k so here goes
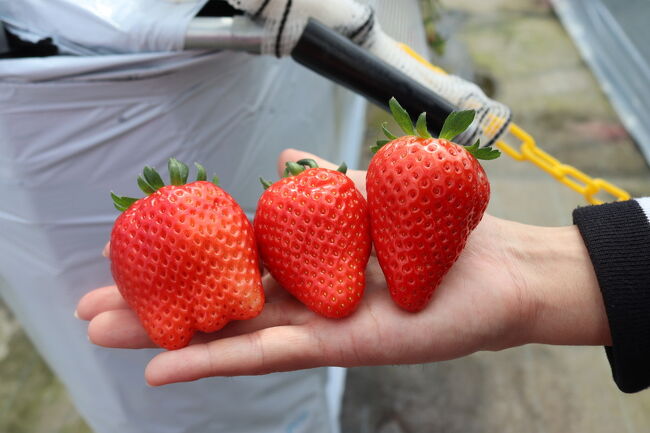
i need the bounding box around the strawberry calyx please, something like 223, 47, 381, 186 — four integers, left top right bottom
371, 97, 501, 161
259, 159, 348, 190
111, 158, 220, 212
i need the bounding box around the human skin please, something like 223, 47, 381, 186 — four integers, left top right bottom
76, 149, 610, 386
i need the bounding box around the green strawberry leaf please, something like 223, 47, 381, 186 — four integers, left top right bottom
336, 162, 348, 174
296, 159, 318, 169
212, 175, 220, 186
260, 177, 273, 190
472, 147, 501, 160
113, 158, 221, 212
169, 158, 189, 186
179, 162, 189, 184
415, 112, 432, 139
439, 110, 476, 141
389, 97, 415, 136
137, 176, 156, 195
286, 162, 306, 176
111, 192, 138, 212
373, 100, 502, 165
259, 158, 331, 192
143, 166, 165, 191
195, 162, 207, 181
465, 140, 501, 161
371, 139, 390, 154
382, 123, 397, 140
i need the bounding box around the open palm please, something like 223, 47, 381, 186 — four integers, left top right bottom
77, 149, 531, 386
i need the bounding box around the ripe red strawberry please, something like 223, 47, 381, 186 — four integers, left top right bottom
367, 98, 500, 312
254, 159, 371, 318
109, 158, 264, 350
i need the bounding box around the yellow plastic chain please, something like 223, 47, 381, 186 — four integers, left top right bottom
399, 44, 630, 205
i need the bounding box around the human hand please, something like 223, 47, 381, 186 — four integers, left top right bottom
77, 149, 610, 386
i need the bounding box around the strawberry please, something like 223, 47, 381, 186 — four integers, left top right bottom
367, 98, 500, 312
109, 158, 264, 350
254, 159, 371, 318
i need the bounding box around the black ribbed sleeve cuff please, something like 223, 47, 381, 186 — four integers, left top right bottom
573, 200, 650, 393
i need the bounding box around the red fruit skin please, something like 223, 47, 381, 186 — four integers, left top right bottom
367, 136, 490, 312
110, 181, 264, 350
254, 168, 371, 318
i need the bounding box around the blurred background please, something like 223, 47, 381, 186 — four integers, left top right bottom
1, 0, 650, 432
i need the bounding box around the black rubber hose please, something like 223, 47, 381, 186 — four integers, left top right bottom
291, 18, 456, 135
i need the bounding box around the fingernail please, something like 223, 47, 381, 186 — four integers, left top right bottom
102, 245, 109, 258
74, 309, 79, 319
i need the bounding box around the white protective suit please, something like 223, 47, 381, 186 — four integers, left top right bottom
0, 0, 426, 432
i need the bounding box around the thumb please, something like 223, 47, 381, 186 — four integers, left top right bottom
277, 149, 367, 198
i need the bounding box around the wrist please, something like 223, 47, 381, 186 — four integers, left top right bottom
511, 223, 611, 346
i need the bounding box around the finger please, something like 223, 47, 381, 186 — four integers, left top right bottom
76, 285, 130, 320
262, 272, 300, 303
145, 326, 326, 385
277, 149, 367, 197
86, 293, 312, 349
88, 309, 157, 348
261, 272, 284, 300
208, 297, 311, 340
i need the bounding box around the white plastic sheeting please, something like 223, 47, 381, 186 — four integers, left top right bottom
0, 1, 455, 431
0, 0, 206, 55
0, 49, 363, 432
0, 43, 364, 433
553, 0, 650, 163
0, 0, 429, 58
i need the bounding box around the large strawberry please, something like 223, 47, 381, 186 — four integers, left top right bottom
110, 158, 264, 350
255, 159, 371, 318
367, 98, 500, 312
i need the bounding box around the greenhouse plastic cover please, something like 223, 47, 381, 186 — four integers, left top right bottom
0, 47, 363, 432
0, 0, 207, 55
553, 0, 650, 163
0, 1, 372, 431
